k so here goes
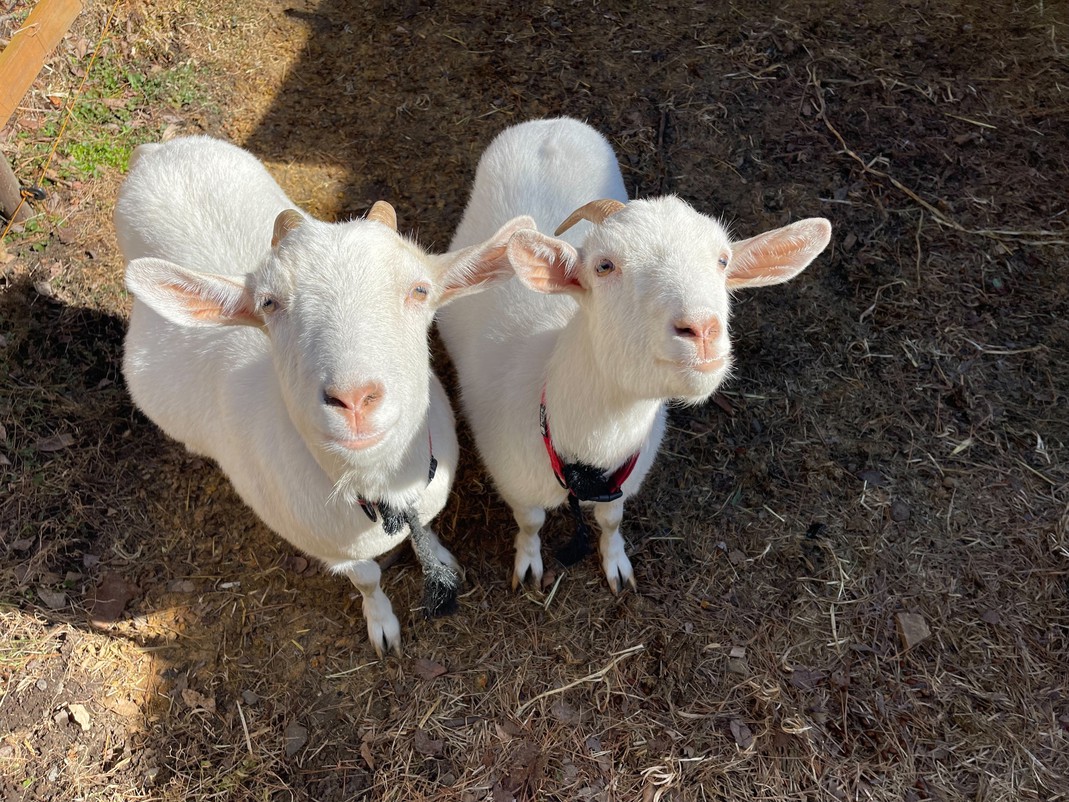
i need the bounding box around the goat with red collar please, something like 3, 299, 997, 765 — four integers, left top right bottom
436, 118, 831, 593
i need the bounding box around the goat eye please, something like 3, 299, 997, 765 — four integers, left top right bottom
260, 297, 277, 312
409, 284, 430, 302
717, 254, 729, 269
595, 259, 615, 276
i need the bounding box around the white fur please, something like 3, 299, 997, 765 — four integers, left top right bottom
436, 118, 831, 592
117, 136, 526, 654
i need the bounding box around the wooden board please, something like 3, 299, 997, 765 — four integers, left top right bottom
0, 0, 83, 131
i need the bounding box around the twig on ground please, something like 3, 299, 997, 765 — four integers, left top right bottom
807, 65, 1068, 247
515, 644, 645, 717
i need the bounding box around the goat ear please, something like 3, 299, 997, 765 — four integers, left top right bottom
727, 218, 831, 289
506, 229, 583, 295
125, 257, 262, 328
434, 216, 536, 305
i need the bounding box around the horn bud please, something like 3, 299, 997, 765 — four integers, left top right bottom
367, 200, 397, 231
554, 198, 626, 236
271, 209, 304, 248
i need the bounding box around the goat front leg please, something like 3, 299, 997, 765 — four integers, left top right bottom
594, 499, 635, 593
510, 504, 546, 590
343, 559, 401, 657
404, 510, 461, 617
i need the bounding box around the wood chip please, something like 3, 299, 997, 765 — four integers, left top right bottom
895, 612, 931, 650
67, 703, 91, 731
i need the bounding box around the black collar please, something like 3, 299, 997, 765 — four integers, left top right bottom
357, 432, 437, 535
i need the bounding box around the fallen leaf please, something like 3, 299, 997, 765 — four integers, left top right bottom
37, 587, 67, 610
730, 718, 754, 749
788, 668, 826, 691
360, 738, 375, 770
413, 658, 447, 680
856, 469, 889, 487
88, 571, 138, 624
712, 393, 734, 416
413, 728, 443, 756
540, 568, 557, 590
35, 433, 74, 452
181, 689, 216, 713
550, 698, 579, 724
890, 500, 911, 522
284, 722, 307, 757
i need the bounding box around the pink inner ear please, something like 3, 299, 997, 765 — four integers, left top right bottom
728, 219, 831, 289
165, 282, 229, 321
166, 274, 259, 326
507, 232, 582, 295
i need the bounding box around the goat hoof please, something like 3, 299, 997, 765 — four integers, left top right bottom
512, 552, 544, 591
423, 569, 460, 618
607, 568, 637, 595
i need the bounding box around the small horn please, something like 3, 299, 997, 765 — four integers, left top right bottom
554, 198, 626, 236
271, 209, 304, 248
367, 200, 397, 231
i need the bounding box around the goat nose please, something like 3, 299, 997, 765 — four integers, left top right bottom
673, 315, 720, 342
323, 381, 385, 420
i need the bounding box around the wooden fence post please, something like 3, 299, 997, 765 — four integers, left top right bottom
0, 0, 83, 222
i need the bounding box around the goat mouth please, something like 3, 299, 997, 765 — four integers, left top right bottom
689, 357, 726, 374
659, 356, 726, 375
331, 432, 386, 451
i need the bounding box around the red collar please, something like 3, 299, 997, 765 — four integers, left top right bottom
539, 385, 640, 503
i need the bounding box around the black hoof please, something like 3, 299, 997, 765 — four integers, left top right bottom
423, 569, 460, 618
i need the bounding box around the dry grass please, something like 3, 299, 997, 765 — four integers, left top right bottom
2, 0, 1068, 800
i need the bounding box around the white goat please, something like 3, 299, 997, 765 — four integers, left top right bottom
436, 118, 832, 592
117, 136, 528, 655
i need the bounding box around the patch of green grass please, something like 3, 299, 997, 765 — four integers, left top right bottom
47, 50, 211, 180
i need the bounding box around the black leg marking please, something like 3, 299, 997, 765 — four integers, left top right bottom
556, 494, 595, 566
404, 509, 460, 618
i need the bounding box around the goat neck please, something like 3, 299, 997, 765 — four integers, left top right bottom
542, 315, 662, 470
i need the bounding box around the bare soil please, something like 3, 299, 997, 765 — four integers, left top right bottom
1, 1, 1067, 800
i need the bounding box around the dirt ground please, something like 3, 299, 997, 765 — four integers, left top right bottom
1, 0, 1067, 800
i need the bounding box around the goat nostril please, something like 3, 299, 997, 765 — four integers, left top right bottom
323, 392, 348, 409
675, 318, 719, 341
362, 393, 379, 408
